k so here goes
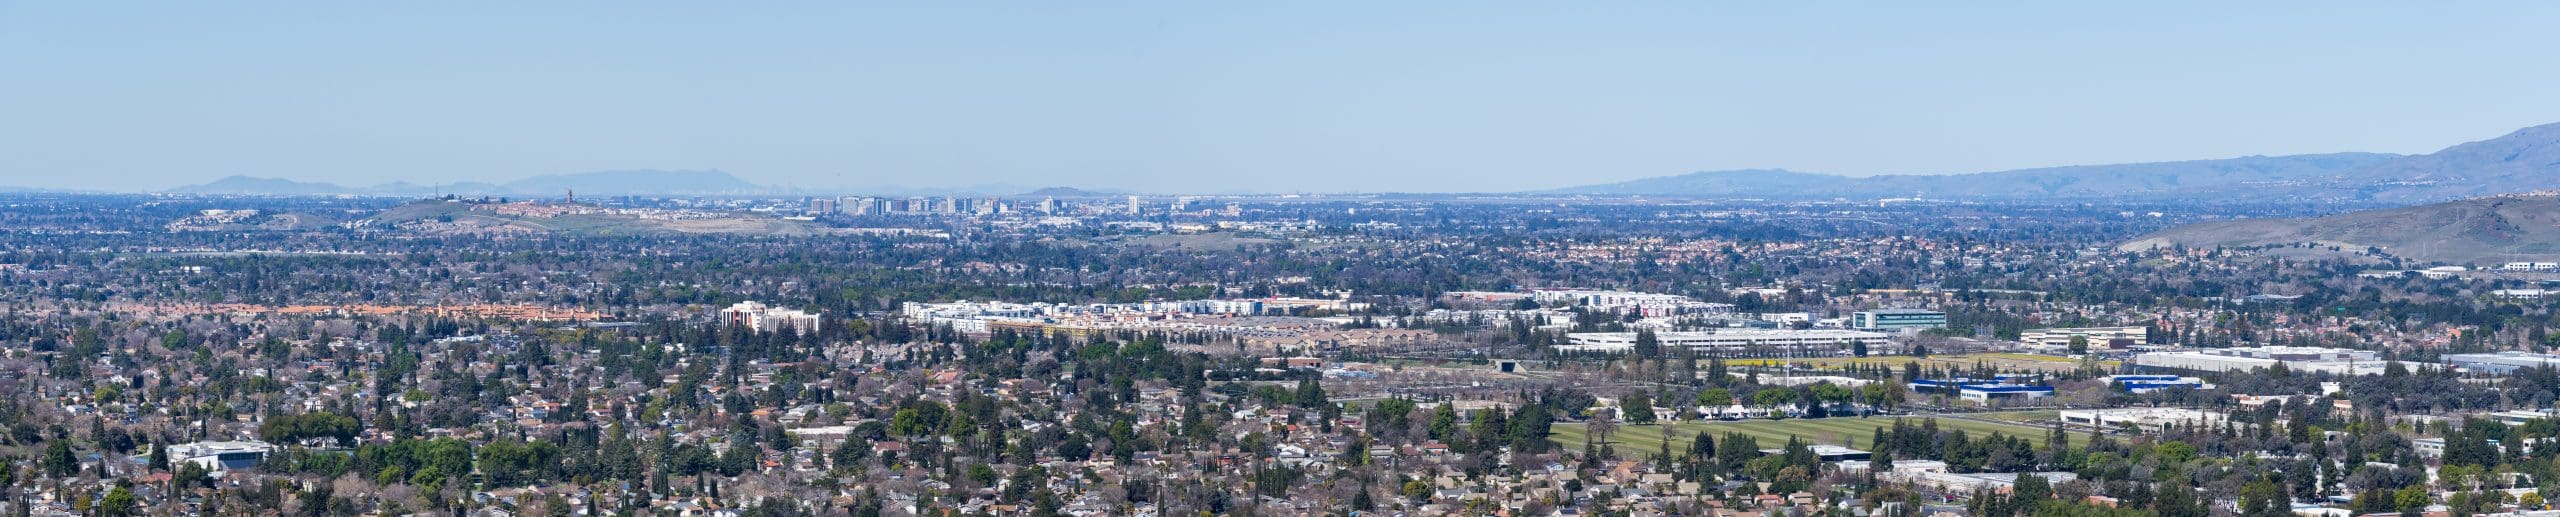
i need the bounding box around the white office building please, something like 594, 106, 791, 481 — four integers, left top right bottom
722, 301, 823, 335
1530, 289, 1734, 317
170, 441, 277, 472
2132, 346, 2417, 375
2019, 326, 2149, 348
2058, 408, 2226, 432
2493, 289, 2556, 300
2444, 352, 2560, 374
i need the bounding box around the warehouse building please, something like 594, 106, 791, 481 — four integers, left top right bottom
1908, 377, 2054, 403
2058, 408, 2226, 433
2443, 351, 2560, 374
2132, 351, 2276, 372
2132, 346, 2422, 375
1907, 378, 1989, 395
2105, 374, 2210, 393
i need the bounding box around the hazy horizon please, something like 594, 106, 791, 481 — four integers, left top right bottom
5, 2, 2558, 193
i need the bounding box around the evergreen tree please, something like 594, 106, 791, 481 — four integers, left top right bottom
1294, 379, 1327, 409
148, 440, 169, 472
1623, 392, 1656, 424
2240, 479, 2291, 517
38, 441, 75, 478
1633, 329, 1661, 357
1430, 403, 1459, 441
2158, 482, 2207, 517
2011, 472, 2052, 510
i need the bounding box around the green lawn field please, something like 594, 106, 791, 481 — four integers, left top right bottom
1549, 411, 2081, 454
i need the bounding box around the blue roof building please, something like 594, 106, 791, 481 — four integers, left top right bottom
2105, 374, 2209, 393
1958, 384, 2055, 402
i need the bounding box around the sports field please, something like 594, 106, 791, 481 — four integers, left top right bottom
1548, 411, 2080, 454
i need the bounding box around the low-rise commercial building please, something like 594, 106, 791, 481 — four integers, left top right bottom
1852, 309, 1946, 331
2445, 352, 2560, 374
2105, 374, 2210, 393
2502, 262, 2560, 271
2058, 408, 2226, 432
1909, 378, 2055, 403
2493, 289, 2556, 300
170, 440, 276, 472
1529, 289, 1734, 317
1559, 329, 1891, 355
1759, 375, 1877, 388
2019, 326, 2149, 348
2133, 351, 2278, 372
1755, 445, 1872, 462
2485, 409, 2560, 426
1876, 464, 2078, 495
2133, 346, 2422, 375
1958, 384, 2055, 403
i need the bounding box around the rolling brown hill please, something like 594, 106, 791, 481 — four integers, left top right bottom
2120, 195, 2560, 265
1557, 121, 2560, 202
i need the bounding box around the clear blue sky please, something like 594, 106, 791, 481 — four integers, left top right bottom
4, 2, 2558, 193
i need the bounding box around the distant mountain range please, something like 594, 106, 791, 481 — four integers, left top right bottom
1551, 154, 2401, 199
167, 170, 766, 197
1019, 186, 1133, 198
2334, 122, 2560, 203
1552, 121, 2560, 202
0, 185, 98, 194
2122, 194, 2560, 265
160, 171, 1083, 198
120, 120, 2560, 202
